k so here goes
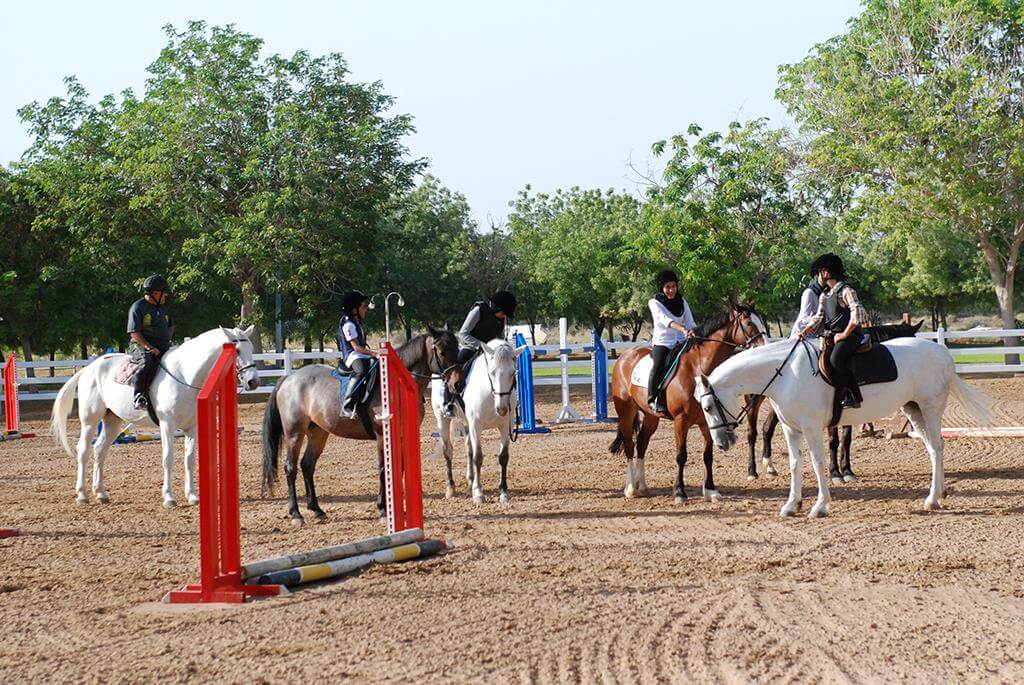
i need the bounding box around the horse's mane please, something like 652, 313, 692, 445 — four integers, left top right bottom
692, 304, 762, 345
394, 329, 458, 372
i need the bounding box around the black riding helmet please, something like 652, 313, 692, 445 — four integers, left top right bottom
810, 253, 847, 280
341, 290, 370, 316
655, 269, 679, 290
490, 291, 517, 317
142, 274, 172, 294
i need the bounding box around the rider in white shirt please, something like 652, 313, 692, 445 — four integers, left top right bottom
647, 269, 695, 414
789, 268, 825, 338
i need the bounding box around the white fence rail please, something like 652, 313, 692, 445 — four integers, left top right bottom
3, 326, 1022, 403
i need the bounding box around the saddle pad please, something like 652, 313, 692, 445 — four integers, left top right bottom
629, 341, 690, 390
853, 343, 898, 386
332, 361, 380, 408
114, 358, 141, 386
630, 356, 653, 388
331, 369, 353, 407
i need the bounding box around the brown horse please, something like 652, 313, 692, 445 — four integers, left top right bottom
261, 327, 460, 526
609, 304, 767, 503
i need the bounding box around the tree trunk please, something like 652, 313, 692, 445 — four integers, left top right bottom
527, 315, 537, 345
80, 341, 88, 360
303, 331, 312, 353
979, 233, 1020, 365
938, 297, 948, 331
404, 318, 412, 343
20, 337, 34, 379
319, 336, 325, 352
49, 350, 55, 377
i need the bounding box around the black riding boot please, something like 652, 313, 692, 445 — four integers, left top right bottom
648, 345, 672, 414
830, 335, 863, 409
341, 357, 371, 418
132, 349, 160, 410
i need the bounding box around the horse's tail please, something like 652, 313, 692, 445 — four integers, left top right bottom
51, 368, 85, 458
261, 383, 284, 496
609, 414, 641, 455
949, 374, 995, 428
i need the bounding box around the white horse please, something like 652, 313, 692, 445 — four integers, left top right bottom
695, 337, 994, 518
51, 326, 260, 508
431, 339, 525, 503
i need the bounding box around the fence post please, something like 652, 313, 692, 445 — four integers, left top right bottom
379, 342, 424, 534
588, 330, 615, 423
283, 347, 293, 376
553, 317, 583, 424
514, 333, 550, 434
936, 326, 946, 348
164, 343, 284, 603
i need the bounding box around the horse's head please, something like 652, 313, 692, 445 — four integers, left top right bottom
481, 340, 523, 418
219, 325, 260, 391
695, 372, 739, 451
725, 300, 768, 350
426, 324, 462, 391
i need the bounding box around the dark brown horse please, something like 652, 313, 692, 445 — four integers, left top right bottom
609, 303, 767, 503
747, 319, 924, 484
261, 327, 460, 526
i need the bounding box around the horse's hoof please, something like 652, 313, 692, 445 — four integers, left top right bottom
747, 474, 758, 482
808, 501, 829, 518
163, 499, 177, 509
499, 491, 510, 504
766, 466, 779, 477
290, 517, 305, 528
313, 514, 327, 524
780, 502, 800, 517
96, 492, 110, 504
75, 493, 89, 505
703, 489, 722, 503
673, 495, 686, 505
187, 493, 199, 506
831, 477, 844, 486
843, 474, 858, 483
623, 486, 636, 499
445, 486, 455, 499
472, 492, 485, 504
924, 495, 942, 511
636, 486, 649, 497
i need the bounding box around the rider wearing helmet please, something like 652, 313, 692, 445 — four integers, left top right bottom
338, 290, 377, 419
128, 274, 175, 410
442, 290, 517, 417
799, 253, 868, 409
647, 269, 695, 414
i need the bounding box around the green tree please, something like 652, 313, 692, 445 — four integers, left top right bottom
116, 22, 421, 351
635, 120, 807, 323
778, 0, 1024, 356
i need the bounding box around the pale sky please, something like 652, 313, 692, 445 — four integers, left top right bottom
1, 1, 861, 226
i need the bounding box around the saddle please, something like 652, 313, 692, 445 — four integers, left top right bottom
819, 330, 898, 427
332, 361, 379, 412
656, 338, 693, 394
114, 357, 142, 386
113, 354, 161, 425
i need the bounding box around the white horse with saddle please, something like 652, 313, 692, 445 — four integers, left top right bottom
695, 336, 994, 518
432, 338, 525, 503
50, 326, 260, 507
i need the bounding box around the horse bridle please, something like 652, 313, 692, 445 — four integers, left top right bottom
409, 337, 459, 383
699, 337, 806, 432
480, 349, 517, 399
690, 313, 765, 351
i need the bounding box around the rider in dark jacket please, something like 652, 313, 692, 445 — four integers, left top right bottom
127, 275, 174, 410
338, 290, 377, 418
800, 254, 868, 409
442, 291, 517, 417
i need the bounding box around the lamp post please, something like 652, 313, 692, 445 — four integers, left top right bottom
384, 291, 404, 343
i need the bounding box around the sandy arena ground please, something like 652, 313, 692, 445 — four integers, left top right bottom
2, 379, 1024, 683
